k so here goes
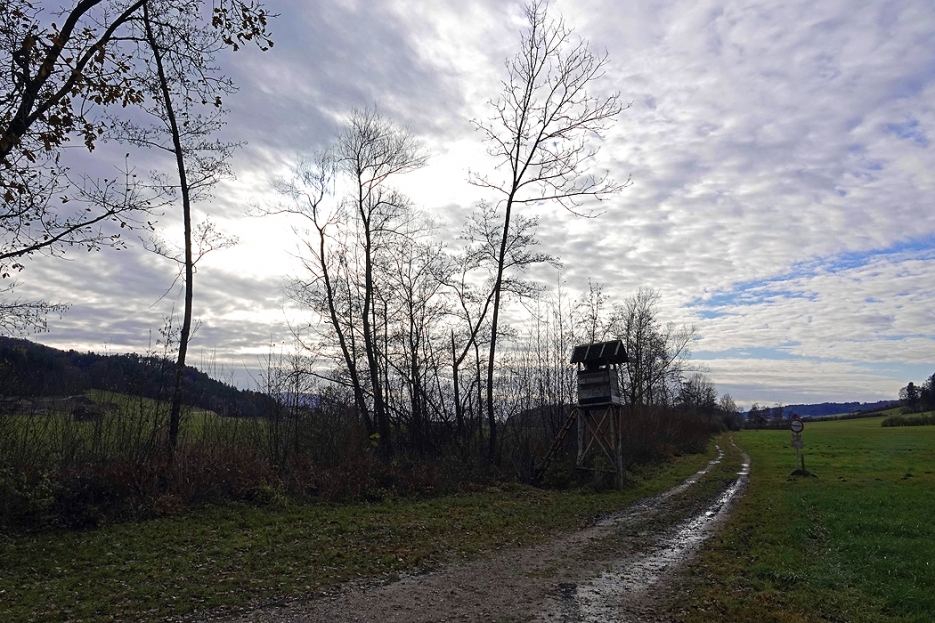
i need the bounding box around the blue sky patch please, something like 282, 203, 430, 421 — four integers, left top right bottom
884, 119, 930, 147
690, 234, 935, 311
874, 362, 935, 381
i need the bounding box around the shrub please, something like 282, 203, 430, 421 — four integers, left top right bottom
882, 414, 935, 427
0, 468, 56, 528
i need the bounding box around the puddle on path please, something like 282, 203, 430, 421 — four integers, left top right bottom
543, 443, 750, 623
595, 444, 725, 529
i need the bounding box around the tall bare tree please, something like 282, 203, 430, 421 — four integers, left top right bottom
607, 288, 694, 408
272, 109, 427, 458
104, 0, 271, 457
445, 201, 554, 447
470, 0, 625, 457
272, 152, 375, 433
382, 218, 451, 455
337, 109, 426, 457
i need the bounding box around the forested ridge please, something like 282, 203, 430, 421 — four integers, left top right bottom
779, 401, 898, 417
0, 336, 270, 417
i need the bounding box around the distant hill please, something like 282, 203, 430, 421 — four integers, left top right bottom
0, 337, 273, 417
745, 400, 898, 418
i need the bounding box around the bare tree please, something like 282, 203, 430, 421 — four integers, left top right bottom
271, 109, 427, 459
336, 109, 427, 458
607, 288, 694, 408
716, 393, 741, 431
577, 280, 608, 344
0, 0, 270, 341
719, 393, 738, 414
470, 0, 625, 458
382, 220, 452, 456
678, 372, 718, 416
273, 152, 376, 433
100, 0, 271, 458
0, 0, 270, 276
445, 201, 554, 448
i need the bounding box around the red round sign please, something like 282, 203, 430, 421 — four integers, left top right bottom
790, 418, 804, 433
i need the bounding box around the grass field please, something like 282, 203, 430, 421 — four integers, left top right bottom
0, 447, 715, 623
4, 415, 932, 622
677, 416, 935, 623
0, 391, 269, 471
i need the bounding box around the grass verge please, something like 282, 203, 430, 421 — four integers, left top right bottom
0, 446, 715, 623
673, 417, 935, 623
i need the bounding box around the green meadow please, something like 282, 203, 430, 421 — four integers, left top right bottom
0, 391, 264, 470
679, 416, 935, 623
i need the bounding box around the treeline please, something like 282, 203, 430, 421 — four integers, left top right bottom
742, 400, 899, 428
743, 403, 790, 429
0, 285, 736, 530
898, 374, 935, 414
778, 400, 897, 418
882, 414, 935, 427
0, 337, 272, 417
264, 271, 743, 467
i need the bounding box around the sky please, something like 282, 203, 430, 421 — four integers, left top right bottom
9, 0, 935, 408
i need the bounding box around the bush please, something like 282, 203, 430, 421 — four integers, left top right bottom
882, 414, 935, 427
0, 387, 720, 532
0, 468, 56, 527
52, 472, 121, 529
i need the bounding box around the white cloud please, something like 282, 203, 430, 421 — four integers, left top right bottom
10, 0, 935, 403
692, 248, 935, 359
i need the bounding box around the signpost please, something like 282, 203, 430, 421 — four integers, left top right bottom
790, 418, 805, 472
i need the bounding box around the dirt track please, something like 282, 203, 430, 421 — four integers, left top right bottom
221, 441, 749, 623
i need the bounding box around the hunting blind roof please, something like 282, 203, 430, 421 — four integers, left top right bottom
570, 340, 628, 366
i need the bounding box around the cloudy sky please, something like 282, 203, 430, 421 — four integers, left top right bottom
11, 0, 935, 407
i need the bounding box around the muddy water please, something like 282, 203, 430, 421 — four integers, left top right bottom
540, 442, 751, 623
593, 444, 727, 529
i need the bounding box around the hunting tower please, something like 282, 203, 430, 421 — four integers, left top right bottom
536, 339, 630, 489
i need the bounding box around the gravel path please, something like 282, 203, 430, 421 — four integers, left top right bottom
220, 441, 749, 623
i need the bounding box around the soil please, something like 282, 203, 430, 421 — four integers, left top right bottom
217, 441, 749, 623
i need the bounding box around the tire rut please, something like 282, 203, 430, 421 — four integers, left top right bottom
538, 441, 750, 622
217, 440, 750, 623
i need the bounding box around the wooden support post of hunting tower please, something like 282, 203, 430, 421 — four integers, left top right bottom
570, 340, 628, 489
575, 403, 624, 488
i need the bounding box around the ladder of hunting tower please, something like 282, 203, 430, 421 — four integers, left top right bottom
534, 408, 578, 480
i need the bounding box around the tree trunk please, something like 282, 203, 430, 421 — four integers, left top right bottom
485, 193, 515, 461
144, 1, 191, 462
361, 215, 392, 458
452, 331, 464, 441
